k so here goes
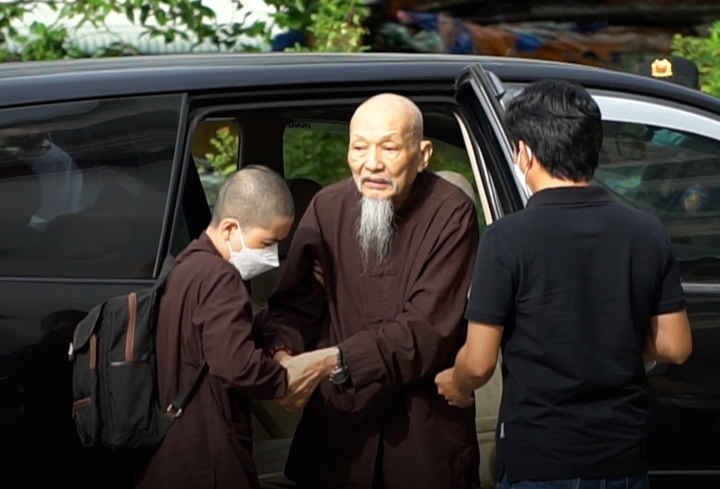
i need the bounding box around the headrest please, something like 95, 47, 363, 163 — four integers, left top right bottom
280, 177, 323, 257
599, 145, 611, 165
435, 170, 476, 204
287, 178, 322, 211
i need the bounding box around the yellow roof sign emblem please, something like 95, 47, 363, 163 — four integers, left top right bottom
651, 58, 673, 78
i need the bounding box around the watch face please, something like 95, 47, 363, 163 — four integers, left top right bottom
330, 367, 349, 385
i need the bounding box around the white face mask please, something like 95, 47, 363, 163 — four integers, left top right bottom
513, 148, 533, 197
227, 228, 279, 280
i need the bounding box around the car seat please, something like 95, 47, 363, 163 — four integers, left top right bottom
251, 177, 323, 456
434, 170, 500, 487
250, 177, 323, 306
435, 170, 476, 203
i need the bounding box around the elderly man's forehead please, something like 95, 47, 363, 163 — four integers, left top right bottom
355, 96, 418, 118
350, 128, 404, 141
351, 110, 416, 134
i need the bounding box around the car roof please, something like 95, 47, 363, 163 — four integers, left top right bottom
0, 53, 718, 113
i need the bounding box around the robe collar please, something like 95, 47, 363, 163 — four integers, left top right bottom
176, 231, 223, 266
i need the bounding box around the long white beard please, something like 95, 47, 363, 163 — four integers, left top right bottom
357, 196, 395, 266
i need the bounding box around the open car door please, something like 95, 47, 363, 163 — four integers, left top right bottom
455, 63, 526, 222
452, 63, 529, 488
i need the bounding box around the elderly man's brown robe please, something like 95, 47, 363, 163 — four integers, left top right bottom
264, 172, 480, 489
135, 233, 288, 489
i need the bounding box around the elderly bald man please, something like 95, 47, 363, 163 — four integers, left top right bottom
136, 166, 313, 489
262, 94, 481, 489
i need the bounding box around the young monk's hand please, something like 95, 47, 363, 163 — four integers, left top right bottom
277, 348, 337, 412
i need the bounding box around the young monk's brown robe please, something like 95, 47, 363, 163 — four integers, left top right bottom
264, 172, 481, 489
135, 234, 287, 489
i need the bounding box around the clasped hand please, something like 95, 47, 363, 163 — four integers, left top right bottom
435, 368, 474, 408
275, 348, 337, 412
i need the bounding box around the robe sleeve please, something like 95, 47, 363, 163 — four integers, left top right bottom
263, 199, 327, 354
339, 200, 479, 390
193, 267, 288, 400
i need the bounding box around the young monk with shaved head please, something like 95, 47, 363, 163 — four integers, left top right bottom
261, 94, 481, 488
135, 166, 314, 489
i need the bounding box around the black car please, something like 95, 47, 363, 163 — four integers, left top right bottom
1, 53, 719, 489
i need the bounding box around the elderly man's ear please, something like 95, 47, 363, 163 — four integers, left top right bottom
419, 139, 433, 172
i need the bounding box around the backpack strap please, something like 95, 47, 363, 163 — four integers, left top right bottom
165, 363, 208, 419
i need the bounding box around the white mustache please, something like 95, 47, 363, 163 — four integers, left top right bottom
360, 176, 395, 186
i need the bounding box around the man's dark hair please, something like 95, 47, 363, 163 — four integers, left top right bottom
505, 80, 603, 182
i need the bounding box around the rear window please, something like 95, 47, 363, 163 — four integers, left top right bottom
0, 95, 182, 278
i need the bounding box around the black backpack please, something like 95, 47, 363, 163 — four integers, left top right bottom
69, 256, 207, 451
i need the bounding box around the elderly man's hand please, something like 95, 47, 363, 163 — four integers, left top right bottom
277, 348, 337, 411
435, 368, 474, 408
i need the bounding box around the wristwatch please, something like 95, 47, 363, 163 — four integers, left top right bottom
329, 347, 350, 385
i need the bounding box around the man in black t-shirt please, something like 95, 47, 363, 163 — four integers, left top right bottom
436, 80, 693, 489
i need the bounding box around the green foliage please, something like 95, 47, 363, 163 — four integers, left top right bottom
274, 0, 369, 53
284, 130, 351, 186
0, 3, 32, 46
203, 127, 240, 178
0, 0, 267, 61
11, 22, 84, 61
263, 0, 315, 32
307, 0, 369, 53
0, 0, 371, 60
0, 3, 82, 61
672, 21, 720, 97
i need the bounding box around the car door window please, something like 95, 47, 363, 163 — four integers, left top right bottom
592, 96, 720, 283
0, 95, 183, 279
283, 120, 351, 186
503, 87, 720, 283
170, 118, 242, 257
191, 118, 241, 209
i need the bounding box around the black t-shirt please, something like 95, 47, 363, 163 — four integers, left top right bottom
465, 185, 686, 482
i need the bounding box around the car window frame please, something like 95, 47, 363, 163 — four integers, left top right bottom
0, 93, 188, 284
456, 66, 525, 220
593, 91, 720, 288
155, 93, 191, 276
591, 90, 720, 141
499, 82, 720, 288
